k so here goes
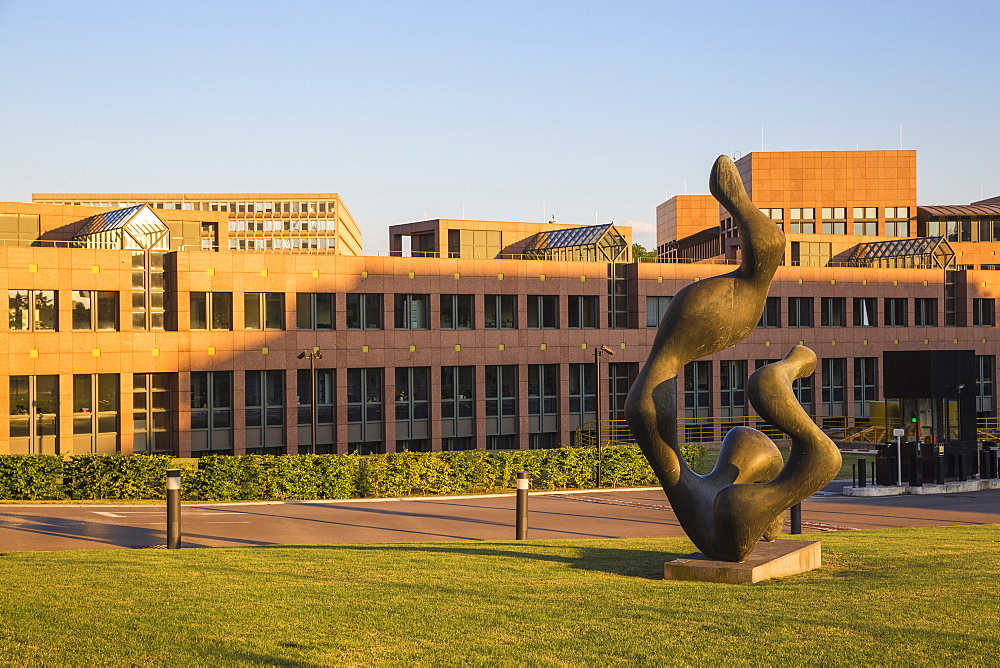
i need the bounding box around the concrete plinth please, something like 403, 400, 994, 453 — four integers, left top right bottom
663, 540, 821, 584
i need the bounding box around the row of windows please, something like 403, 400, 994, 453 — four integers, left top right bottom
923, 218, 1000, 243
9, 364, 611, 455
10, 289, 999, 332
756, 296, 997, 328
229, 219, 336, 232
198, 293, 604, 331
229, 238, 335, 251
51, 201, 338, 215
758, 207, 912, 236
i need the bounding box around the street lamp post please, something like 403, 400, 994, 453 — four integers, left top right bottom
594, 344, 616, 488
297, 348, 323, 455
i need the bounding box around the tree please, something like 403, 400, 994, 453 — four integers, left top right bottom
631, 243, 657, 262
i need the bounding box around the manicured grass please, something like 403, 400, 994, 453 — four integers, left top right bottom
0, 525, 997, 665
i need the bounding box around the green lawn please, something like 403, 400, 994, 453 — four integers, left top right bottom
1, 525, 997, 665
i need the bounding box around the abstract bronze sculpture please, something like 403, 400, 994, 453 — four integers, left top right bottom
624, 155, 841, 562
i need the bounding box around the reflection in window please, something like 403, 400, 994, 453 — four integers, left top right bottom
9, 289, 57, 331
346, 294, 383, 330
484, 294, 517, 329
394, 294, 429, 330
296, 293, 334, 330
190, 292, 232, 330
440, 294, 474, 329
8, 375, 58, 454
73, 374, 119, 454
244, 293, 284, 330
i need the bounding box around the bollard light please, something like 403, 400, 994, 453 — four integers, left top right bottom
515, 472, 529, 540
166, 469, 181, 549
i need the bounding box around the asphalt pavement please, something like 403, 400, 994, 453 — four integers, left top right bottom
0, 481, 997, 552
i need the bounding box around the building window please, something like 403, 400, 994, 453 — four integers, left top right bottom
976, 355, 995, 417
133, 373, 174, 455
190, 292, 232, 330
528, 364, 559, 449
853, 358, 877, 418
527, 295, 558, 329
853, 207, 878, 236
244, 292, 284, 330
296, 368, 335, 453
607, 263, 629, 329
8, 375, 58, 454
346, 293, 383, 330
720, 360, 747, 434
821, 297, 846, 327
441, 366, 475, 451
568, 295, 598, 329
246, 370, 285, 453
394, 367, 429, 452
347, 368, 384, 454
190, 371, 233, 454
486, 365, 517, 450
569, 363, 596, 446
484, 294, 517, 329
760, 208, 784, 231
73, 374, 119, 454
979, 218, 1000, 243
72, 290, 118, 331
296, 293, 334, 330
606, 362, 637, 423
789, 208, 815, 234
853, 297, 877, 327
646, 296, 673, 328
394, 294, 429, 330
885, 298, 907, 327
821, 358, 846, 423
793, 373, 815, 417
973, 298, 995, 326
9, 289, 57, 331
821, 207, 847, 235
684, 360, 712, 442
790, 241, 831, 267
130, 251, 166, 331
441, 294, 474, 329
788, 297, 813, 327
885, 207, 910, 237
757, 296, 780, 328
914, 298, 938, 327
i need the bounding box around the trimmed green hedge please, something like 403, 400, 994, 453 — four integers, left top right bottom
0, 444, 705, 501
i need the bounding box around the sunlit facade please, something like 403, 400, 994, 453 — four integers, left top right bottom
2, 150, 999, 457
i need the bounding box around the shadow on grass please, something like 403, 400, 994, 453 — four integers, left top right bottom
256, 541, 687, 580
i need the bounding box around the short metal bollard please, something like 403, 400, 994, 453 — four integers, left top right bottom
515, 472, 529, 540
167, 469, 181, 549
857, 458, 866, 487
790, 503, 802, 535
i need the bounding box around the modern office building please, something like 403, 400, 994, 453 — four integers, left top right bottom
31, 193, 362, 256
3, 150, 999, 459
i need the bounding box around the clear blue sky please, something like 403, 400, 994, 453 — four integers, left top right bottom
1, 0, 998, 250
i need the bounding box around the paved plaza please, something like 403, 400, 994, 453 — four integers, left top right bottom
0, 483, 997, 552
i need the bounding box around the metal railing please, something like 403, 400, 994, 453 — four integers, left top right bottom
575, 415, 894, 448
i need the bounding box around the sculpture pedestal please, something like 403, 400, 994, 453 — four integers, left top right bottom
663, 540, 821, 584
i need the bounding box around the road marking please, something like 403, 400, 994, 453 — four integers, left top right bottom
92, 511, 127, 518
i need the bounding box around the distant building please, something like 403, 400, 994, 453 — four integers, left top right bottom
31, 193, 361, 255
